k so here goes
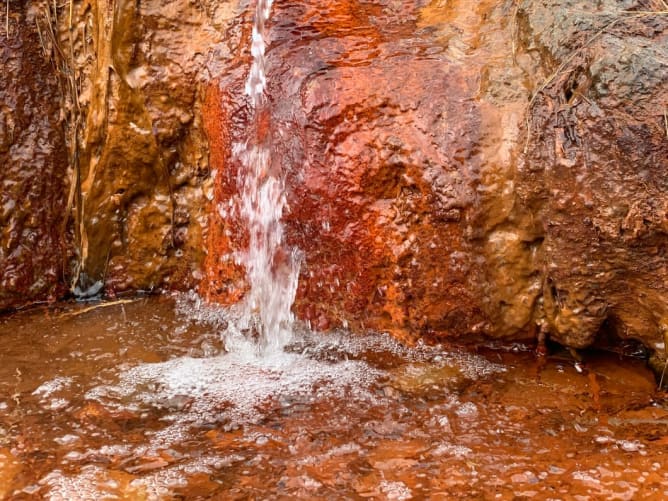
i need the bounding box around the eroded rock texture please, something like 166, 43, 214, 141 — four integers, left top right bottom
2, 0, 667, 358
61, 0, 237, 294
0, 1, 69, 309
203, 0, 539, 341
203, 0, 668, 352
518, 0, 668, 351
203, 1, 493, 340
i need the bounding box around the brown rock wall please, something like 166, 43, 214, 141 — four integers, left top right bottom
64, 0, 239, 294
517, 0, 668, 349
0, 1, 69, 309
1, 0, 666, 360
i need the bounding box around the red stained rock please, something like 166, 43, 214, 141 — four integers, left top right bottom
202, 0, 668, 355
203, 1, 493, 341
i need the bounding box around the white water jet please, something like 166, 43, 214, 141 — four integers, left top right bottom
234, 0, 301, 355
245, 0, 273, 107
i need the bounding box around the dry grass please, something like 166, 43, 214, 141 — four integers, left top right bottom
510, 2, 519, 64
660, 328, 668, 389
660, 362, 667, 389
56, 298, 140, 319
36, 0, 86, 292
523, 18, 620, 154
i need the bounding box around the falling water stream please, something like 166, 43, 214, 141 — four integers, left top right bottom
235, 0, 301, 355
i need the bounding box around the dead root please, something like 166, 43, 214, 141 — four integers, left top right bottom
523, 18, 620, 154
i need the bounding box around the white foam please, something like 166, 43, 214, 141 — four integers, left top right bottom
176, 291, 506, 379
380, 480, 413, 500
455, 402, 479, 418
32, 377, 73, 398
86, 329, 382, 451
40, 466, 109, 500
42, 295, 509, 498
54, 434, 80, 446
431, 443, 473, 458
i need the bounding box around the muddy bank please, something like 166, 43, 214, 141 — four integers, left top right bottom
1, 0, 667, 357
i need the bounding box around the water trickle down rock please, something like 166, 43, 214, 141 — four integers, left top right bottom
202, 0, 668, 358
204, 0, 504, 341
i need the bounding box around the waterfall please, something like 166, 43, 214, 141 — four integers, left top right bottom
234, 0, 301, 355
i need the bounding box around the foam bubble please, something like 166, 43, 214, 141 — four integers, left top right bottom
380, 480, 413, 500
32, 377, 73, 398
86, 329, 383, 451
41, 296, 510, 498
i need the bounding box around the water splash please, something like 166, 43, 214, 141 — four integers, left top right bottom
235, 0, 301, 354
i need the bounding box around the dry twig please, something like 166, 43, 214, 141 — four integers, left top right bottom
57, 298, 140, 319
524, 18, 621, 154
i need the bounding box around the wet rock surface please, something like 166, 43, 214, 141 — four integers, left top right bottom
0, 1, 69, 309
203, 0, 668, 353
204, 0, 493, 339
1, 0, 667, 357
63, 0, 235, 294
517, 0, 668, 351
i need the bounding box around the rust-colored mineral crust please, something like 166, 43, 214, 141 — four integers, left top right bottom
282, 2, 490, 340
0, 1, 69, 309
1, 0, 667, 357
203, 0, 668, 352
203, 0, 530, 341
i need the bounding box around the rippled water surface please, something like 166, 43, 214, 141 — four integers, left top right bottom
0, 295, 667, 499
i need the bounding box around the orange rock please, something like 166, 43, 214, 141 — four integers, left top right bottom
202, 0, 490, 341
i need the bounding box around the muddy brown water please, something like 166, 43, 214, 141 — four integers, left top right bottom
0, 295, 666, 500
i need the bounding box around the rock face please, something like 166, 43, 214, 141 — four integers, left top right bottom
0, 1, 69, 309
203, 0, 668, 351
2, 0, 667, 357
518, 0, 668, 351
203, 1, 495, 341
62, 0, 234, 294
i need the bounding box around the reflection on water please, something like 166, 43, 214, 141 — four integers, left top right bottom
0, 295, 667, 499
